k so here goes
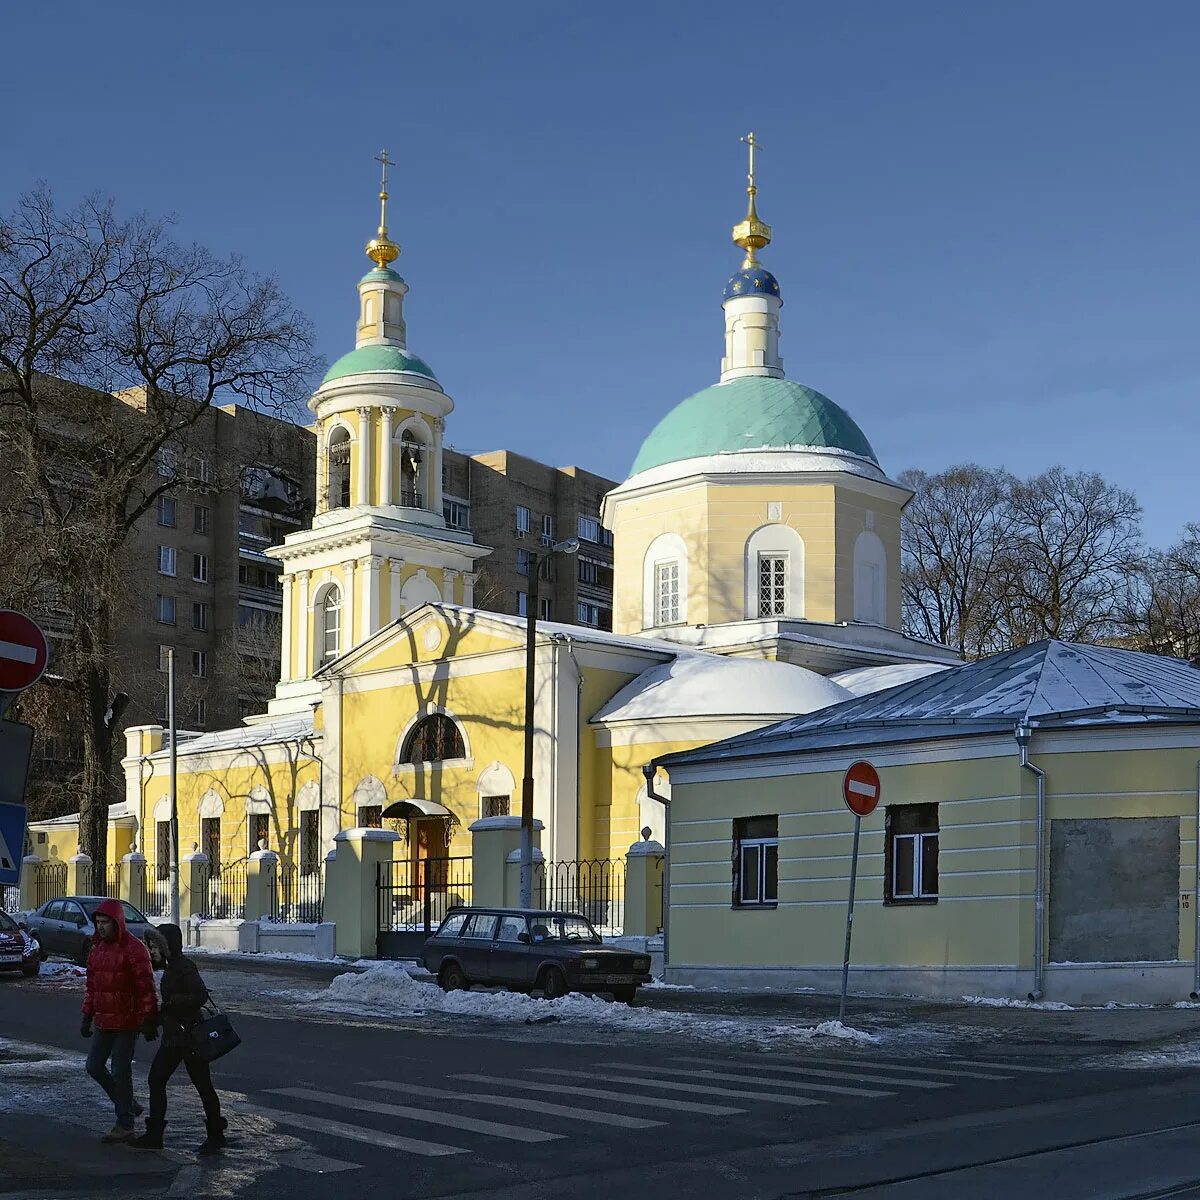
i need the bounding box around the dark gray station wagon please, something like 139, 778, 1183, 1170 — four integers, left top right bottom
422, 907, 652, 1003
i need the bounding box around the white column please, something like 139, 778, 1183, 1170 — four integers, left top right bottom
280, 574, 294, 682
361, 555, 382, 638
296, 570, 311, 678
463, 571, 476, 607
431, 415, 445, 515
356, 406, 372, 507
379, 408, 395, 507
442, 569, 458, 603
342, 561, 356, 650
388, 559, 404, 621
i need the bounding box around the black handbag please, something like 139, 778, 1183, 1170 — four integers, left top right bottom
186, 998, 241, 1063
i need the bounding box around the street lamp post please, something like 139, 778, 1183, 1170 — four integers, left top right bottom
519, 537, 580, 908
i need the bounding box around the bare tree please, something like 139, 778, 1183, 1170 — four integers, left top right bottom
0, 187, 317, 877
1117, 526, 1200, 660
899, 464, 1017, 658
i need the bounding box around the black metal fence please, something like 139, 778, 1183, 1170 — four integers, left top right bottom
270, 863, 324, 923
196, 862, 247, 920
138, 876, 172, 918
85, 864, 122, 899
377, 856, 472, 958
32, 860, 67, 909
539, 857, 626, 934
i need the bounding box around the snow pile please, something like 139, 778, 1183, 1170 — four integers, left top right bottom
39, 961, 86, 979
961, 995, 1074, 1011
317, 965, 879, 1044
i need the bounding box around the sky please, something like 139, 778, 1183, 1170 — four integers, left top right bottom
2, 2, 1197, 546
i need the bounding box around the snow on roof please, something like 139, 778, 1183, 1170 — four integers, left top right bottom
593, 654, 850, 724
830, 662, 954, 697
663, 641, 1200, 768
148, 713, 315, 759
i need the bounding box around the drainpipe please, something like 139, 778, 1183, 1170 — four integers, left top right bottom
1015, 722, 1046, 1001
1192, 760, 1200, 999
642, 762, 671, 970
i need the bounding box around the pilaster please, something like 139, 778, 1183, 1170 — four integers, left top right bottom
355, 406, 372, 506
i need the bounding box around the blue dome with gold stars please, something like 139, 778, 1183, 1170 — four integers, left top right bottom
723, 266, 781, 303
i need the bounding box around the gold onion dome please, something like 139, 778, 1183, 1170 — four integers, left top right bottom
732, 131, 772, 268
366, 149, 401, 268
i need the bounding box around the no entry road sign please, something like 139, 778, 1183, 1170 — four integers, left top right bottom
842, 760, 881, 817
0, 610, 48, 694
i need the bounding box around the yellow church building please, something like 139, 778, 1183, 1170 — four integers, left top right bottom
33, 147, 955, 923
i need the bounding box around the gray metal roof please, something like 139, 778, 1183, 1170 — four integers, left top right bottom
661, 640, 1200, 768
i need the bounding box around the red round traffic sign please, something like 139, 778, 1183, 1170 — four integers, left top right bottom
842, 760, 881, 817
0, 610, 49, 693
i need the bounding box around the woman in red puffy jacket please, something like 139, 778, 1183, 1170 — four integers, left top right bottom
81, 899, 159, 1143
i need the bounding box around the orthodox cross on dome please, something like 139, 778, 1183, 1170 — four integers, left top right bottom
732, 130, 772, 268
366, 148, 401, 269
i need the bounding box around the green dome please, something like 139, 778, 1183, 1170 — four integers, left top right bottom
321, 344, 437, 386
630, 377, 878, 476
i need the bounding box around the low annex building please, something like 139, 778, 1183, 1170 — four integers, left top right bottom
657, 640, 1200, 1005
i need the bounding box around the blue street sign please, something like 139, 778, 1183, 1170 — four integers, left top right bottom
0, 801, 27, 887
0, 720, 34, 887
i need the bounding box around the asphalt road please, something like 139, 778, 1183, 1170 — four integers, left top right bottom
3, 961, 1200, 1199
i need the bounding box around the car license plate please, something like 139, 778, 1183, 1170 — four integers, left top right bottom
602, 974, 636, 984
0, 954, 20, 964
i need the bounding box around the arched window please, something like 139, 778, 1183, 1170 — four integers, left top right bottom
853, 531, 888, 624
318, 585, 342, 666
642, 533, 689, 630
327, 427, 352, 510
401, 714, 465, 764
743, 524, 805, 619
400, 431, 424, 509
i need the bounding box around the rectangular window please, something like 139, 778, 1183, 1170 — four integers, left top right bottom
515, 505, 531, 535
481, 795, 510, 819
192, 601, 209, 631
578, 558, 600, 585
653, 560, 681, 625
443, 498, 471, 530
516, 549, 531, 576
192, 553, 208, 583
577, 601, 603, 627
539, 597, 553, 619
158, 545, 177, 576
156, 820, 172, 881
192, 456, 211, 484
517, 592, 529, 617
156, 594, 176, 625
155, 448, 177, 478
250, 813, 269, 853
156, 495, 176, 527
158, 645, 171, 673
886, 804, 939, 903
540, 514, 554, 545
300, 810, 320, 875
577, 514, 602, 542
358, 805, 382, 829
193, 698, 206, 725
757, 554, 788, 617
192, 650, 208, 678
733, 815, 779, 908
193, 504, 210, 535
201, 817, 220, 876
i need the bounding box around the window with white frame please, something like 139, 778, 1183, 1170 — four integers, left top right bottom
653, 560, 681, 626
577, 600, 604, 627
539, 597, 552, 619
156, 594, 176, 625
886, 804, 939, 903
192, 650, 208, 678
193, 504, 210, 535
155, 448, 178, 478
515, 505, 531, 535
192, 553, 208, 583
156, 495, 176, 527
541, 514, 554, 545
516, 549, 531, 576
319, 586, 342, 665
192, 601, 209, 631
443, 498, 471, 530
577, 514, 602, 542
517, 591, 529, 617
733, 815, 778, 907
158, 546, 177, 576
757, 553, 788, 617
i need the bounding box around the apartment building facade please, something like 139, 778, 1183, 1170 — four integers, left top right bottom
442, 449, 616, 630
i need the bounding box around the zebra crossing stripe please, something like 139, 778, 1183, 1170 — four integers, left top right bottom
947, 1058, 1060, 1074
795, 1056, 1014, 1081
239, 1102, 465, 1157
268, 1087, 562, 1144
669, 1057, 950, 1090
613, 1063, 893, 1098
363, 1080, 664, 1130
452, 1073, 744, 1116
277, 1149, 362, 1174
557, 1069, 824, 1109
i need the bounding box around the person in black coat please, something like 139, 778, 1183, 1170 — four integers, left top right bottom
130, 923, 227, 1154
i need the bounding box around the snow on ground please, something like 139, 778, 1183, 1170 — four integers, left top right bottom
961, 994, 1075, 1011
311, 963, 880, 1046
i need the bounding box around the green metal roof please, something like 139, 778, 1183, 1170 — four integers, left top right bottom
629, 376, 878, 476
321, 344, 437, 386
359, 267, 404, 284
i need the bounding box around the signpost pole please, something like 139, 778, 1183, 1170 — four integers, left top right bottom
838, 813, 863, 1024
168, 648, 180, 926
